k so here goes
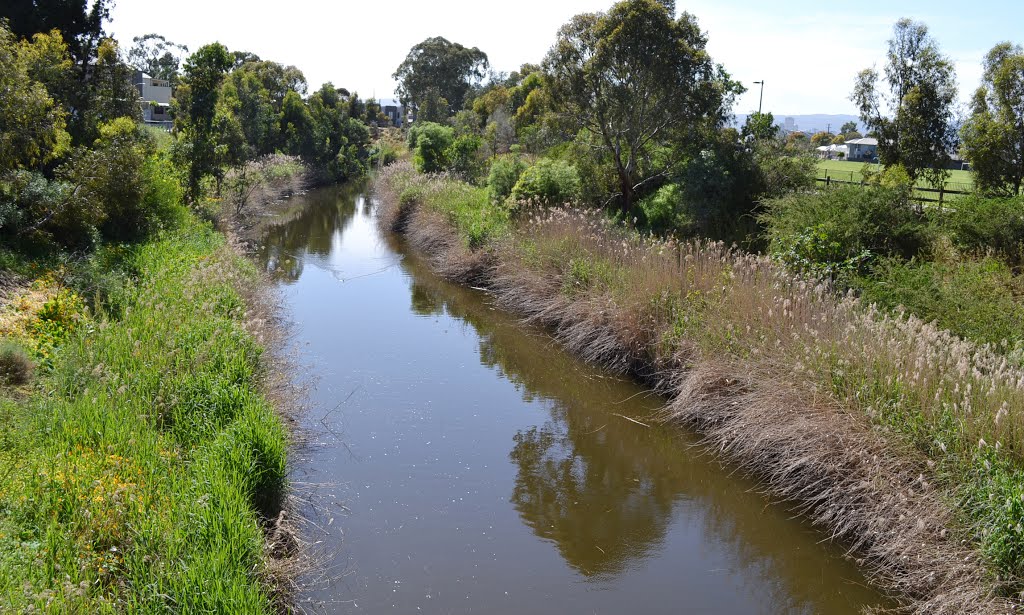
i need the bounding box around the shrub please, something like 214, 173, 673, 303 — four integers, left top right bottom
509, 158, 581, 207
761, 184, 932, 275
54, 118, 158, 244
409, 122, 454, 173
942, 194, 1024, 264
0, 171, 80, 248
851, 255, 1024, 348
638, 184, 695, 235
368, 141, 399, 168
0, 341, 33, 386
487, 155, 527, 204
444, 134, 483, 182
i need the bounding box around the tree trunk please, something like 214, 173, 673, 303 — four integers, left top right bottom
619, 172, 634, 220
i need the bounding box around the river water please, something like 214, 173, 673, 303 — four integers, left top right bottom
259, 184, 890, 614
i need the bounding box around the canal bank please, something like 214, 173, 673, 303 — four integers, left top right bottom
260, 183, 891, 613
374, 162, 1018, 614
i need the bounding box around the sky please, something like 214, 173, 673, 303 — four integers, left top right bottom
106, 0, 1024, 117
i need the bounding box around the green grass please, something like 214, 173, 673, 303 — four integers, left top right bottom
387, 164, 510, 249
0, 219, 287, 612
816, 160, 974, 191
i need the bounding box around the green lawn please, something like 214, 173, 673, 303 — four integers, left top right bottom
816, 160, 974, 191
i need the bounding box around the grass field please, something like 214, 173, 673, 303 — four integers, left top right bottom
816, 160, 974, 191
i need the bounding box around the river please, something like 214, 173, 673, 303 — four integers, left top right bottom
257, 183, 891, 614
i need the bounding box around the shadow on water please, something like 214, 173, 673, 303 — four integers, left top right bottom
260, 184, 894, 614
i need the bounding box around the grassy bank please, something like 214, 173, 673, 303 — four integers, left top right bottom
0, 218, 292, 612
378, 160, 1023, 613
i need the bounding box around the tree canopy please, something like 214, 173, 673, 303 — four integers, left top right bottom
852, 18, 957, 186
393, 36, 489, 117
544, 0, 741, 215
1, 0, 109, 66
961, 42, 1024, 195
125, 33, 188, 85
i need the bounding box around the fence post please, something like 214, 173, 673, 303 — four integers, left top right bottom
826, 175, 831, 188
939, 185, 944, 210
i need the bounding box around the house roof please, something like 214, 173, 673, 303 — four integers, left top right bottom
845, 137, 878, 146
816, 144, 849, 152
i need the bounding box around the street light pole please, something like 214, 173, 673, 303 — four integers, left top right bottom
753, 80, 764, 115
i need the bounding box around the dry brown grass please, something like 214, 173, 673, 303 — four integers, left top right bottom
375, 167, 1024, 613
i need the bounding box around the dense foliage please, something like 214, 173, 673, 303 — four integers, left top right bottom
852, 19, 958, 186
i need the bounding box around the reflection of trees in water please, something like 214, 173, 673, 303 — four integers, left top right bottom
256, 185, 361, 283
403, 266, 678, 578
509, 419, 676, 578
399, 252, 887, 612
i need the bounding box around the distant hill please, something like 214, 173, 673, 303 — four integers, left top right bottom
733, 113, 862, 134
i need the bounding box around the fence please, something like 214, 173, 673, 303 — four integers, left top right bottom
815, 176, 971, 207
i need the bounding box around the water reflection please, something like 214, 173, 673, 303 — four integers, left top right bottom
396, 242, 889, 612
262, 185, 890, 614
257, 183, 362, 282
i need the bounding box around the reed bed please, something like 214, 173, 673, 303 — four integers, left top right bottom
376, 160, 1024, 613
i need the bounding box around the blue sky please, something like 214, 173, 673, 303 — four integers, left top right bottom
108, 0, 1024, 116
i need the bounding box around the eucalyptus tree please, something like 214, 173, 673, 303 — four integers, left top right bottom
960, 42, 1024, 195
393, 36, 489, 118
174, 42, 233, 203
544, 0, 741, 215
125, 33, 188, 85
852, 18, 957, 186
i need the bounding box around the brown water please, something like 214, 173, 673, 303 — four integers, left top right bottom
261, 184, 892, 614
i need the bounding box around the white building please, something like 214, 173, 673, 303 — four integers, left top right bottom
133, 71, 173, 128
816, 144, 849, 160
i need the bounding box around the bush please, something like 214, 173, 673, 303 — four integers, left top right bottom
637, 184, 694, 235
58, 118, 156, 244
0, 341, 33, 386
761, 184, 932, 276
444, 134, 483, 182
942, 194, 1024, 264
509, 158, 581, 207
368, 141, 399, 168
409, 122, 454, 173
851, 255, 1024, 348
487, 155, 527, 204
0, 171, 80, 248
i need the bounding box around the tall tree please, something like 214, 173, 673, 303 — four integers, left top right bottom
393, 36, 489, 118
125, 33, 188, 85
741, 112, 777, 141
174, 42, 233, 204
544, 0, 741, 215
80, 38, 140, 142
960, 42, 1024, 195
852, 18, 957, 186
2, 0, 109, 68
220, 68, 279, 155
